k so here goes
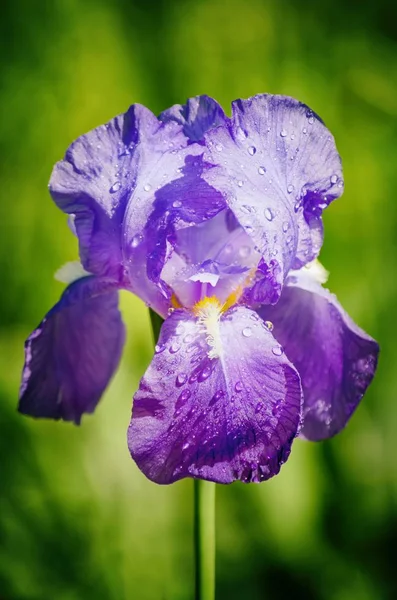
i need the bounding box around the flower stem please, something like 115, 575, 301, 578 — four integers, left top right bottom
148, 308, 216, 600
194, 479, 216, 600
149, 308, 163, 345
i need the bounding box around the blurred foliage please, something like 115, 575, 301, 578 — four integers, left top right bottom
0, 0, 396, 598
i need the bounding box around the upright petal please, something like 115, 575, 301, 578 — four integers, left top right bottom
202, 94, 344, 295
50, 104, 221, 316
159, 95, 226, 142
19, 276, 125, 424
128, 305, 302, 484
258, 270, 379, 441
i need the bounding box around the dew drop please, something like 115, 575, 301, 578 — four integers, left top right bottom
280, 129, 287, 137
235, 381, 243, 392
248, 146, 256, 156
290, 133, 295, 140
264, 208, 274, 221
272, 345, 283, 356
173, 200, 182, 208
109, 181, 121, 193
302, 127, 307, 134
241, 204, 252, 214
287, 184, 294, 194
282, 221, 290, 233
239, 245, 251, 258
179, 389, 191, 403
215, 143, 223, 152
213, 390, 224, 402
294, 200, 301, 212
258, 166, 266, 175
184, 334, 194, 343
198, 365, 212, 382
131, 233, 143, 248
176, 373, 187, 387
170, 342, 181, 354
330, 174, 338, 184
242, 327, 252, 338
237, 180, 244, 187
264, 320, 273, 331
155, 344, 165, 354
144, 184, 151, 192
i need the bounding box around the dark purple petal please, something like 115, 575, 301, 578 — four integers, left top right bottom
159, 95, 226, 142
202, 94, 344, 293
128, 153, 226, 290
19, 276, 125, 424
258, 271, 379, 441
128, 305, 302, 484
242, 258, 282, 306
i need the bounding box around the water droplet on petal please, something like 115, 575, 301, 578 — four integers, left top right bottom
215, 143, 223, 152
287, 184, 294, 194
294, 200, 301, 212
264, 208, 274, 221
179, 389, 191, 403
237, 180, 244, 187
131, 234, 143, 248
258, 166, 266, 175
109, 181, 121, 193
176, 373, 187, 387
213, 390, 224, 402
272, 345, 283, 356
239, 245, 251, 258
198, 365, 212, 382
173, 200, 182, 208
235, 381, 243, 392
170, 342, 181, 354
330, 174, 338, 184
241, 204, 252, 214
280, 129, 287, 137
264, 320, 274, 331
248, 146, 256, 156
144, 184, 151, 192
155, 344, 165, 354
184, 334, 194, 343
242, 327, 252, 337
282, 221, 290, 233
302, 127, 307, 135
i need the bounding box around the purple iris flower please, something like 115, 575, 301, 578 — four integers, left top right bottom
19, 94, 379, 484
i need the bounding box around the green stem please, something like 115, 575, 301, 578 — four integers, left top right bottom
194, 480, 216, 600
148, 308, 216, 600
149, 308, 164, 345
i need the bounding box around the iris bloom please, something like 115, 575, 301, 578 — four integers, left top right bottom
19, 95, 379, 484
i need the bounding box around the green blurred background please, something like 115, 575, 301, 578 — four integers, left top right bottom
0, 0, 396, 598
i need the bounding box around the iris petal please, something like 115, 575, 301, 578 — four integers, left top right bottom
159, 95, 226, 142
128, 306, 302, 484
50, 104, 222, 316
202, 94, 344, 295
19, 276, 125, 424
258, 270, 379, 440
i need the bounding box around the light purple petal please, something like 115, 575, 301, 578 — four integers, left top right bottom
128, 306, 302, 484
159, 95, 226, 142
19, 276, 125, 424
258, 273, 379, 441
202, 94, 344, 294
50, 104, 218, 316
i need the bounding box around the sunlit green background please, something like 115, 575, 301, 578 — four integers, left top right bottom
0, 0, 396, 598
